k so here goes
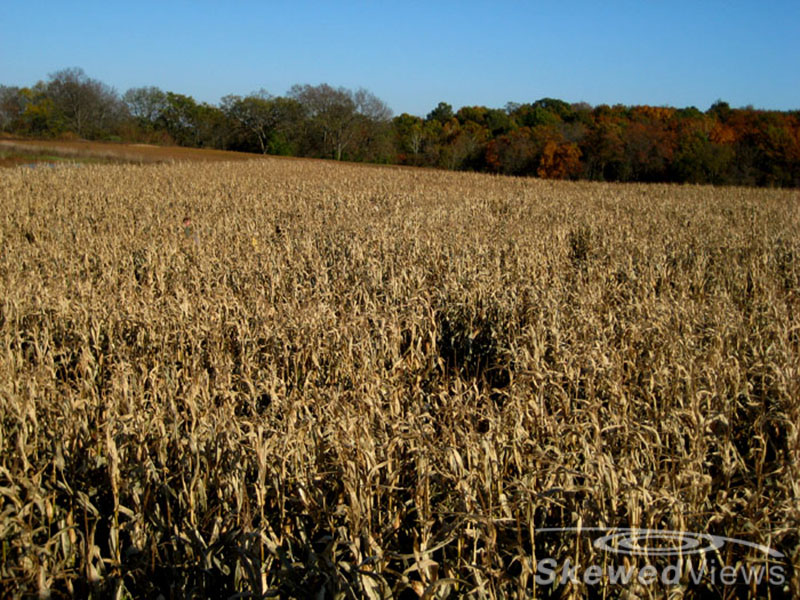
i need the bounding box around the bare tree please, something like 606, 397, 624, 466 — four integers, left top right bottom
47, 67, 123, 137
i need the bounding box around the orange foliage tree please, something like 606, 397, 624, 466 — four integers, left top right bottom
537, 141, 582, 179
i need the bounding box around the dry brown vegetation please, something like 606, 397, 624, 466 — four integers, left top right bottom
0, 139, 264, 169
0, 158, 798, 599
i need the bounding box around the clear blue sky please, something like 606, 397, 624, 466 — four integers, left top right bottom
2, 0, 798, 116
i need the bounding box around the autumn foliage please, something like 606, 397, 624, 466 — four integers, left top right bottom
537, 141, 582, 179
2, 69, 799, 186
395, 100, 800, 187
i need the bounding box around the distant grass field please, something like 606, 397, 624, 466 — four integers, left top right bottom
0, 158, 798, 599
0, 138, 266, 168
0, 149, 121, 169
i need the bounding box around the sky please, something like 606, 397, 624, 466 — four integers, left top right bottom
1, 0, 798, 117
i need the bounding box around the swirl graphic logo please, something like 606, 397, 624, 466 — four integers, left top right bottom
593, 530, 724, 557
537, 527, 784, 559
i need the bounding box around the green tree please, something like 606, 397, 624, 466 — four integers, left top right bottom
455, 105, 487, 125
440, 119, 488, 170
582, 112, 630, 181
484, 108, 514, 136
264, 96, 306, 155
222, 91, 279, 154
19, 84, 62, 136
159, 92, 203, 146
0, 85, 24, 132
707, 99, 732, 123
222, 91, 305, 155
671, 131, 734, 184
426, 101, 454, 124
123, 86, 168, 128
509, 101, 562, 129
393, 113, 426, 163
194, 102, 231, 149
533, 98, 574, 120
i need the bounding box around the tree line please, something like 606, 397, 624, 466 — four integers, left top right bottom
2, 67, 798, 187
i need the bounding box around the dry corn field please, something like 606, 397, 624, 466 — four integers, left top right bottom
1, 158, 798, 599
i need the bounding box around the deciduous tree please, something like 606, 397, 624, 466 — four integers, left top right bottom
123, 86, 168, 128
288, 84, 391, 160
222, 91, 281, 154
0, 85, 24, 132
46, 67, 123, 138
